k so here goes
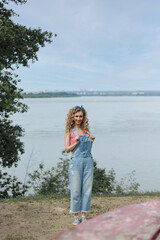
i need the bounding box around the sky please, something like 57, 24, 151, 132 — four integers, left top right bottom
9, 0, 160, 91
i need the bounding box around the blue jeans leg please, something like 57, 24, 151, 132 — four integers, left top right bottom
81, 158, 93, 212
69, 164, 82, 213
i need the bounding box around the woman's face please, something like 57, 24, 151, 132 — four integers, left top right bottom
74, 111, 84, 126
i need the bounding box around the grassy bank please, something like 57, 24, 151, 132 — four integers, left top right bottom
1, 190, 160, 202
0, 193, 160, 240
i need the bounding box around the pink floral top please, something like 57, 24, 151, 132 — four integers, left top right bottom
70, 129, 89, 154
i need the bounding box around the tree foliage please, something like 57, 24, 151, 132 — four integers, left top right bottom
0, 0, 52, 198
0, 171, 28, 198
0, 0, 52, 70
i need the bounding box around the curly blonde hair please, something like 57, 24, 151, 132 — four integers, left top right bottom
65, 106, 90, 134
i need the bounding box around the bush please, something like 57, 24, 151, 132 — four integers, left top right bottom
93, 161, 116, 194
28, 151, 140, 196
114, 170, 140, 194
28, 151, 70, 195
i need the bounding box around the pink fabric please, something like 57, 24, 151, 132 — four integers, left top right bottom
51, 200, 160, 240
70, 129, 89, 154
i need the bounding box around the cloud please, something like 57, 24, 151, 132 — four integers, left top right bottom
9, 0, 160, 90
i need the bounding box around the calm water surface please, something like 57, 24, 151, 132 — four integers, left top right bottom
11, 96, 160, 192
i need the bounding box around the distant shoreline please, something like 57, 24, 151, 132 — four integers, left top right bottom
22, 92, 79, 98
23, 91, 160, 98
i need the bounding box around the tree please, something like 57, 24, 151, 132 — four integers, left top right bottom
0, 0, 52, 198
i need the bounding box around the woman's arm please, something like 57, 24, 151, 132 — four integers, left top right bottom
64, 132, 80, 153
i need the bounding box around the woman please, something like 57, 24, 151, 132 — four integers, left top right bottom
65, 106, 95, 225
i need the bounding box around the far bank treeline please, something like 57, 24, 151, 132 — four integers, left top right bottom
23, 91, 160, 98
23, 92, 79, 98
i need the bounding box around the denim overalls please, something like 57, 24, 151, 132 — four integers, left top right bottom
69, 127, 94, 213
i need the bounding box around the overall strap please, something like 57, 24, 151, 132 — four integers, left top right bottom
72, 127, 78, 136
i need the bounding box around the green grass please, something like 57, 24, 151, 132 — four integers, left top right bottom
0, 191, 160, 203
0, 193, 70, 203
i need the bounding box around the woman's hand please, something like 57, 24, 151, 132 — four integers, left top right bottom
90, 134, 95, 143
75, 135, 80, 143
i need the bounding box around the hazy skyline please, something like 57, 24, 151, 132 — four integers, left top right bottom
10, 0, 160, 91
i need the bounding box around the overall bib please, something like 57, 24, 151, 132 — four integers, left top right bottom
69, 127, 94, 213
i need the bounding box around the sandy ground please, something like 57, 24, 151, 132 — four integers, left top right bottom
0, 195, 160, 240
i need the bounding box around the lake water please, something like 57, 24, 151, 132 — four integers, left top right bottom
10, 96, 160, 192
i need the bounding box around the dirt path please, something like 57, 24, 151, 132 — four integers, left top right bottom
0, 195, 160, 240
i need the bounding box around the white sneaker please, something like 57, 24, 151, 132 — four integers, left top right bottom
72, 216, 80, 225
81, 216, 87, 223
